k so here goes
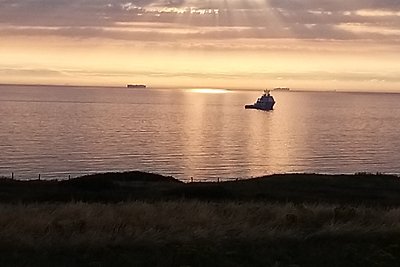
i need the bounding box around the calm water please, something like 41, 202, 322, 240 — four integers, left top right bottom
1, 85, 400, 181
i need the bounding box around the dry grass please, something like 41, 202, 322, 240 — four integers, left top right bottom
3, 172, 400, 265
1, 201, 400, 249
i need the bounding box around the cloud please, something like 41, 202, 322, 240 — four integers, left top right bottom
0, 67, 67, 77
0, 0, 399, 44
270, 0, 400, 12
2, 66, 400, 83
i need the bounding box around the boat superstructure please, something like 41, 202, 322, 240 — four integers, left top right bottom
245, 90, 275, 110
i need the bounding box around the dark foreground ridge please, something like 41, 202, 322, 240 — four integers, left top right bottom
0, 171, 400, 204
1, 172, 400, 267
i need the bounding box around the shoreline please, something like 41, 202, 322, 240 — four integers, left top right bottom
1, 171, 400, 205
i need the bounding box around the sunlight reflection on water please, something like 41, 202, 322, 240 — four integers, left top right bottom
185, 88, 230, 94
1, 85, 400, 181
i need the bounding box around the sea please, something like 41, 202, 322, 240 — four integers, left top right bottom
1, 85, 400, 181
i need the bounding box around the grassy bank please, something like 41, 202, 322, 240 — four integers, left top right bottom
1, 171, 400, 266
1, 201, 400, 266
1, 172, 400, 205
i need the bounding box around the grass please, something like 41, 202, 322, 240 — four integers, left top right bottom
1, 171, 400, 266
1, 201, 400, 266
2, 201, 400, 246
1, 172, 400, 205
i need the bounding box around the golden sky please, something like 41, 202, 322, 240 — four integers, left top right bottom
1, 0, 400, 91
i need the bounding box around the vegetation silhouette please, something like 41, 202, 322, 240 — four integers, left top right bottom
1, 171, 400, 266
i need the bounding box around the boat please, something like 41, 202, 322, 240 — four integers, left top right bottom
127, 84, 146, 88
245, 89, 275, 110
273, 87, 290, 92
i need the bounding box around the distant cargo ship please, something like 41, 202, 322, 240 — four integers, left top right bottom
127, 84, 146, 88
273, 87, 290, 91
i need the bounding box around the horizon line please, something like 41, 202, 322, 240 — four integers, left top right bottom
0, 83, 399, 94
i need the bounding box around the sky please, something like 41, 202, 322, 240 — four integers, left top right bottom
1, 0, 400, 91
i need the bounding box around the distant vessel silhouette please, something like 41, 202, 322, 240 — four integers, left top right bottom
273, 87, 290, 91
245, 90, 275, 111
127, 84, 146, 88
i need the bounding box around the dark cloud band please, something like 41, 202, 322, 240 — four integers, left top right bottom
0, 0, 399, 43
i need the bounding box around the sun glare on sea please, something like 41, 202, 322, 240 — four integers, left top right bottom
187, 88, 229, 94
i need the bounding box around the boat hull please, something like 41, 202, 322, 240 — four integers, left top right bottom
245, 103, 274, 110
